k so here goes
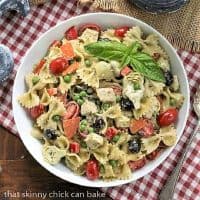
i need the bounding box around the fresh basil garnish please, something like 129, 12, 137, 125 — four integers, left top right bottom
84, 41, 165, 82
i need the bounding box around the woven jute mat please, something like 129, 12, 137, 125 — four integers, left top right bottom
32, 0, 200, 52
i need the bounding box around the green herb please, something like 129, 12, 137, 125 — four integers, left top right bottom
141, 150, 147, 154
85, 59, 92, 67
170, 98, 176, 106
85, 41, 165, 82
116, 96, 121, 102
63, 74, 71, 83
80, 141, 87, 148
32, 76, 40, 85
112, 134, 120, 143
102, 103, 111, 110
109, 160, 118, 168
52, 115, 60, 122
100, 164, 105, 173
133, 82, 141, 90
85, 41, 127, 63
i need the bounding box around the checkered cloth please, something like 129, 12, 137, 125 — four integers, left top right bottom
0, 1, 199, 199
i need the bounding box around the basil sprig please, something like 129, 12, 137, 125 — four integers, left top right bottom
84, 41, 165, 82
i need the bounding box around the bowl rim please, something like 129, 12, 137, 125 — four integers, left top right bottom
12, 12, 190, 188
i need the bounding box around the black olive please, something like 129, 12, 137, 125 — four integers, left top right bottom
98, 38, 111, 42
115, 75, 123, 80
74, 84, 87, 93
164, 70, 174, 86
44, 128, 57, 140
92, 117, 105, 131
87, 87, 94, 94
120, 98, 134, 111
128, 138, 141, 153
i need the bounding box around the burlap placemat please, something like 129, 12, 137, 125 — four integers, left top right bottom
30, 0, 200, 52
78, 0, 200, 53
30, 0, 48, 5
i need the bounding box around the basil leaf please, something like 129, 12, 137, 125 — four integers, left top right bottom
84, 41, 129, 62
85, 41, 165, 82
130, 58, 165, 82
130, 42, 142, 54
132, 52, 155, 62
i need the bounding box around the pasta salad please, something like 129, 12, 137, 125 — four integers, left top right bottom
18, 24, 184, 181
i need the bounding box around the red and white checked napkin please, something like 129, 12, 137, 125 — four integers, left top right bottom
0, 1, 199, 199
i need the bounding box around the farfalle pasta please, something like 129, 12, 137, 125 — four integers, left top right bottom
18, 23, 184, 181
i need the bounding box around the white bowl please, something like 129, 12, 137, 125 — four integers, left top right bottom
12, 13, 190, 187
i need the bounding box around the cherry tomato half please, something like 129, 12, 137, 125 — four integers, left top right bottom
128, 158, 146, 171
79, 23, 101, 35
105, 127, 118, 140
86, 160, 99, 180
70, 142, 80, 153
157, 108, 178, 127
49, 57, 68, 75
65, 26, 78, 40
28, 104, 44, 119
120, 66, 132, 76
114, 26, 129, 37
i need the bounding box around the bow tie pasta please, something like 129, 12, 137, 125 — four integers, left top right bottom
18, 24, 184, 181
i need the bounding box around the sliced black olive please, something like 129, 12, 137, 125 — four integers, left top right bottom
164, 70, 174, 86
120, 98, 134, 111
128, 138, 141, 153
98, 38, 111, 42
44, 128, 57, 140
87, 87, 94, 94
92, 117, 105, 132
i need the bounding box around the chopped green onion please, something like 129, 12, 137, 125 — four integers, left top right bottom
112, 134, 120, 143
109, 160, 118, 168
170, 98, 176, 106
116, 96, 121, 102
100, 164, 105, 174
77, 99, 84, 105
85, 59, 92, 67
75, 56, 81, 62
80, 141, 87, 148
80, 119, 87, 125
52, 115, 60, 122
133, 82, 141, 90
63, 74, 71, 83
80, 91, 87, 97
102, 103, 110, 110
32, 76, 40, 85
80, 124, 86, 132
